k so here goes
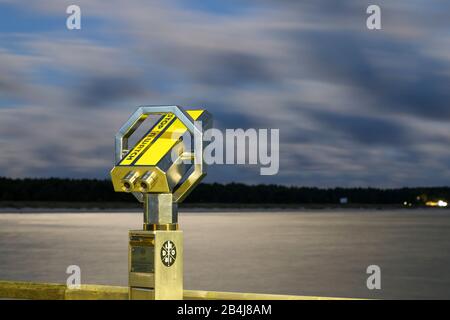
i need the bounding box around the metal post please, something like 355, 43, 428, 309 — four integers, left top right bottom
143, 193, 178, 230
128, 194, 183, 300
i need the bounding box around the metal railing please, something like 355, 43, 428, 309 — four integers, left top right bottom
0, 280, 354, 300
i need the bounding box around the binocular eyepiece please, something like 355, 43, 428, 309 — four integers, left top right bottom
121, 171, 158, 193
139, 171, 158, 192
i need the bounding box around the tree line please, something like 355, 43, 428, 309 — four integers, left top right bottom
0, 177, 449, 204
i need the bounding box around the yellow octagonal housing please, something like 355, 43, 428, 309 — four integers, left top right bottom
110, 106, 212, 203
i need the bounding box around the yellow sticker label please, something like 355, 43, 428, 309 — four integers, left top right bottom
119, 110, 205, 166
135, 110, 204, 166
119, 113, 175, 166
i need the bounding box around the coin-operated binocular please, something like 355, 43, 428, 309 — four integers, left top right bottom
111, 106, 212, 300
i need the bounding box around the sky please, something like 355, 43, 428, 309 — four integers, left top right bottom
1, 0, 450, 187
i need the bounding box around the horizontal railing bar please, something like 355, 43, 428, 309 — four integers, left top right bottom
0, 280, 356, 300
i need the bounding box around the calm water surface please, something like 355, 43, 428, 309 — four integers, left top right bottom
1, 209, 450, 299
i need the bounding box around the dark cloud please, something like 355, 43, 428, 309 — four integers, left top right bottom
0, 78, 17, 93
195, 101, 267, 129
308, 109, 411, 146
74, 76, 145, 107
296, 30, 450, 120
151, 46, 277, 89
194, 51, 276, 87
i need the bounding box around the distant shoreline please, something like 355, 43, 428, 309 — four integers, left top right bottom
2, 178, 450, 208
0, 201, 448, 213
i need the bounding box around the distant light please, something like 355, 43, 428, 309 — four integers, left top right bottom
438, 200, 448, 207
426, 200, 448, 207
403, 201, 408, 206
